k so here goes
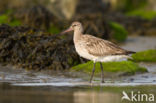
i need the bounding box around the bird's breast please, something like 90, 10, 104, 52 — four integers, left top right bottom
74, 42, 95, 61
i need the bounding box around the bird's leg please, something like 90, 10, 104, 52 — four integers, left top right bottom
100, 63, 105, 83
90, 62, 96, 83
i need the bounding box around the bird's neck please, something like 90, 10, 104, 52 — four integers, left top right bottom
73, 29, 82, 43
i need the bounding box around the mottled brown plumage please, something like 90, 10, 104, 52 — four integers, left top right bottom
80, 34, 134, 57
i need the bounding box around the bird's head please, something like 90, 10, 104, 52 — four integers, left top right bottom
61, 21, 83, 34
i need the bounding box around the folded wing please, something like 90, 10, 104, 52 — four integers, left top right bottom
82, 35, 134, 57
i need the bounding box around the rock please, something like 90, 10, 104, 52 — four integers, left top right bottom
71, 61, 147, 77
145, 0, 156, 11
0, 0, 43, 13
47, 0, 78, 20
0, 24, 81, 70
132, 49, 156, 62
106, 12, 156, 36
76, 0, 109, 14
0, 0, 77, 20
13, 5, 55, 30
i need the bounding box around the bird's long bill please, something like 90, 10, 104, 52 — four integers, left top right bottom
60, 28, 73, 34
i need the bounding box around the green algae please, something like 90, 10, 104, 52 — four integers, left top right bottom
0, 13, 21, 26
132, 49, 156, 62
109, 22, 128, 42
122, 0, 147, 12
126, 10, 156, 20
48, 24, 61, 34
71, 61, 147, 75
0, 14, 8, 24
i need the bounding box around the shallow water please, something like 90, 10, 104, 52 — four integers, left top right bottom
0, 82, 156, 103
121, 36, 156, 52
0, 63, 156, 87
0, 36, 156, 103
0, 62, 156, 103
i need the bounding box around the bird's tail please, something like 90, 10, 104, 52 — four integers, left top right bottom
126, 51, 136, 54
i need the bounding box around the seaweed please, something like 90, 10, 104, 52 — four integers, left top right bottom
108, 21, 128, 42
0, 24, 81, 70
0, 10, 21, 26
126, 10, 156, 20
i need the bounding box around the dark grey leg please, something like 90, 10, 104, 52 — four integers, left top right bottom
90, 62, 96, 83
100, 63, 105, 83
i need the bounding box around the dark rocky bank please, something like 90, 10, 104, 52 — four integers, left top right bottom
0, 24, 82, 70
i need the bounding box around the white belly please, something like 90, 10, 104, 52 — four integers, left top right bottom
95, 55, 131, 62
75, 44, 96, 60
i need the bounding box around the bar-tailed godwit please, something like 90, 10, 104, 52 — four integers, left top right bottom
61, 21, 135, 83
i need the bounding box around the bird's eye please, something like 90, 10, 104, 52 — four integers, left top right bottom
73, 24, 76, 27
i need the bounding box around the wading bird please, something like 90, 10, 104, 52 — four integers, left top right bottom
61, 21, 135, 83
